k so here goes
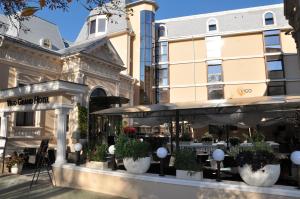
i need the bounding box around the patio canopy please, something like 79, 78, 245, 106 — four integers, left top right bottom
92, 96, 300, 117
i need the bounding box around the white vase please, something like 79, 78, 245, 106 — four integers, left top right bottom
85, 161, 108, 170
123, 157, 151, 174
176, 170, 203, 181
11, 163, 23, 174
239, 164, 280, 187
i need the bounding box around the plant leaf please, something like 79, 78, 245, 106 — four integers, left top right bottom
20, 7, 39, 17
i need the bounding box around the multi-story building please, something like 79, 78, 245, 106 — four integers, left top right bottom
0, 1, 299, 160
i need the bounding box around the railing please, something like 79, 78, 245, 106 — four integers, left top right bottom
12, 127, 43, 138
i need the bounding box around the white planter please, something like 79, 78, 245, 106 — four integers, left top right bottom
239, 164, 280, 187
176, 170, 203, 181
123, 157, 151, 174
11, 163, 23, 174
85, 161, 108, 170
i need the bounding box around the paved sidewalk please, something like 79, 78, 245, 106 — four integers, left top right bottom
0, 173, 125, 199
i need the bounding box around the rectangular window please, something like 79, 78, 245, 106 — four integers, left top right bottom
267, 81, 285, 96
89, 20, 96, 34
97, 18, 106, 33
264, 30, 281, 53
208, 85, 224, 100
156, 88, 170, 104
208, 64, 222, 82
266, 59, 284, 79
209, 24, 217, 31
158, 68, 168, 86
16, 112, 35, 126
66, 114, 69, 132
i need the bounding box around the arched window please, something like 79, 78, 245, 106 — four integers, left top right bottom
264, 12, 275, 25
207, 18, 218, 32
90, 88, 107, 98
158, 25, 166, 37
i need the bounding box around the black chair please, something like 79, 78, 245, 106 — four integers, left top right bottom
0, 136, 7, 173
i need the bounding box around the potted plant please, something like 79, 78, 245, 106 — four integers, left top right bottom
86, 144, 108, 170
229, 137, 241, 147
115, 134, 151, 174
180, 132, 192, 145
230, 142, 280, 187
201, 132, 213, 144
6, 152, 25, 174
174, 149, 203, 180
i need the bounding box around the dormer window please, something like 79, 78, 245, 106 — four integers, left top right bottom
40, 38, 52, 49
207, 18, 218, 32
264, 12, 275, 26
89, 16, 107, 36
97, 18, 106, 33
89, 20, 96, 34
158, 25, 166, 38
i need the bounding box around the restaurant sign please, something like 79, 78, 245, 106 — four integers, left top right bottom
7, 96, 49, 107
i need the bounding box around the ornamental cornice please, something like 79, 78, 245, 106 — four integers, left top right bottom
0, 44, 61, 73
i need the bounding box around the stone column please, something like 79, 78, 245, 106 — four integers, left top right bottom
0, 112, 9, 157
54, 108, 70, 165
0, 112, 9, 138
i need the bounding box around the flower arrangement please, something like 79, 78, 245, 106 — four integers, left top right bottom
6, 151, 25, 168
123, 127, 137, 134
174, 149, 202, 172
115, 134, 150, 161
229, 142, 279, 172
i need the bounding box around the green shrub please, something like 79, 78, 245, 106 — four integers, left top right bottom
115, 134, 150, 161
174, 149, 202, 172
229, 137, 240, 146
181, 132, 192, 142
201, 132, 213, 142
87, 144, 108, 162
230, 142, 278, 172
78, 104, 88, 138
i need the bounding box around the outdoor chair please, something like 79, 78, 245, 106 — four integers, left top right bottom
0, 136, 7, 173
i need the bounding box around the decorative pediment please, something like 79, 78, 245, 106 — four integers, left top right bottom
86, 41, 123, 66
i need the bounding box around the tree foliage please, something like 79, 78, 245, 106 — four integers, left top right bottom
0, 0, 132, 30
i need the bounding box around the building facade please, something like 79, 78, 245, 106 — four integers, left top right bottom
0, 1, 299, 154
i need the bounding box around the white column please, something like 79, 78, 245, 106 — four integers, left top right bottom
0, 112, 9, 156
54, 108, 70, 165
0, 112, 9, 138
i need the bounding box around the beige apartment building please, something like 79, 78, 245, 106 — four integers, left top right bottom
0, 1, 299, 157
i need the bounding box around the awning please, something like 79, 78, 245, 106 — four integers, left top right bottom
92, 96, 300, 116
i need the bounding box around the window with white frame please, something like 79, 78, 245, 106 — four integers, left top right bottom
263, 30, 281, 53
207, 18, 218, 32
89, 19, 96, 34
207, 63, 224, 100
158, 25, 166, 38
264, 12, 275, 26
16, 82, 35, 127
89, 16, 107, 36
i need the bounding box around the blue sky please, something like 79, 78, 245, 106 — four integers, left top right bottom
37, 0, 283, 42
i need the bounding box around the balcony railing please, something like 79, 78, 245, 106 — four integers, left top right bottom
12, 127, 43, 138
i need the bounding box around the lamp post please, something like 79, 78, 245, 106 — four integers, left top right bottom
109, 145, 117, 171
212, 149, 225, 182
74, 143, 82, 166
157, 147, 168, 176
291, 151, 300, 189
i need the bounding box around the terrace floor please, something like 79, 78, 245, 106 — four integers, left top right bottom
0, 173, 126, 199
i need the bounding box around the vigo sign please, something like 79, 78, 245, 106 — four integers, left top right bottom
237, 88, 253, 96
7, 96, 49, 107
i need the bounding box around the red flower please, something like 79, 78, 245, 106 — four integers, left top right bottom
123, 127, 137, 134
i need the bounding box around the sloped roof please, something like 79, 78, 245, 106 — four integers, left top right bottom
156, 4, 290, 39
60, 36, 124, 66
0, 15, 65, 51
